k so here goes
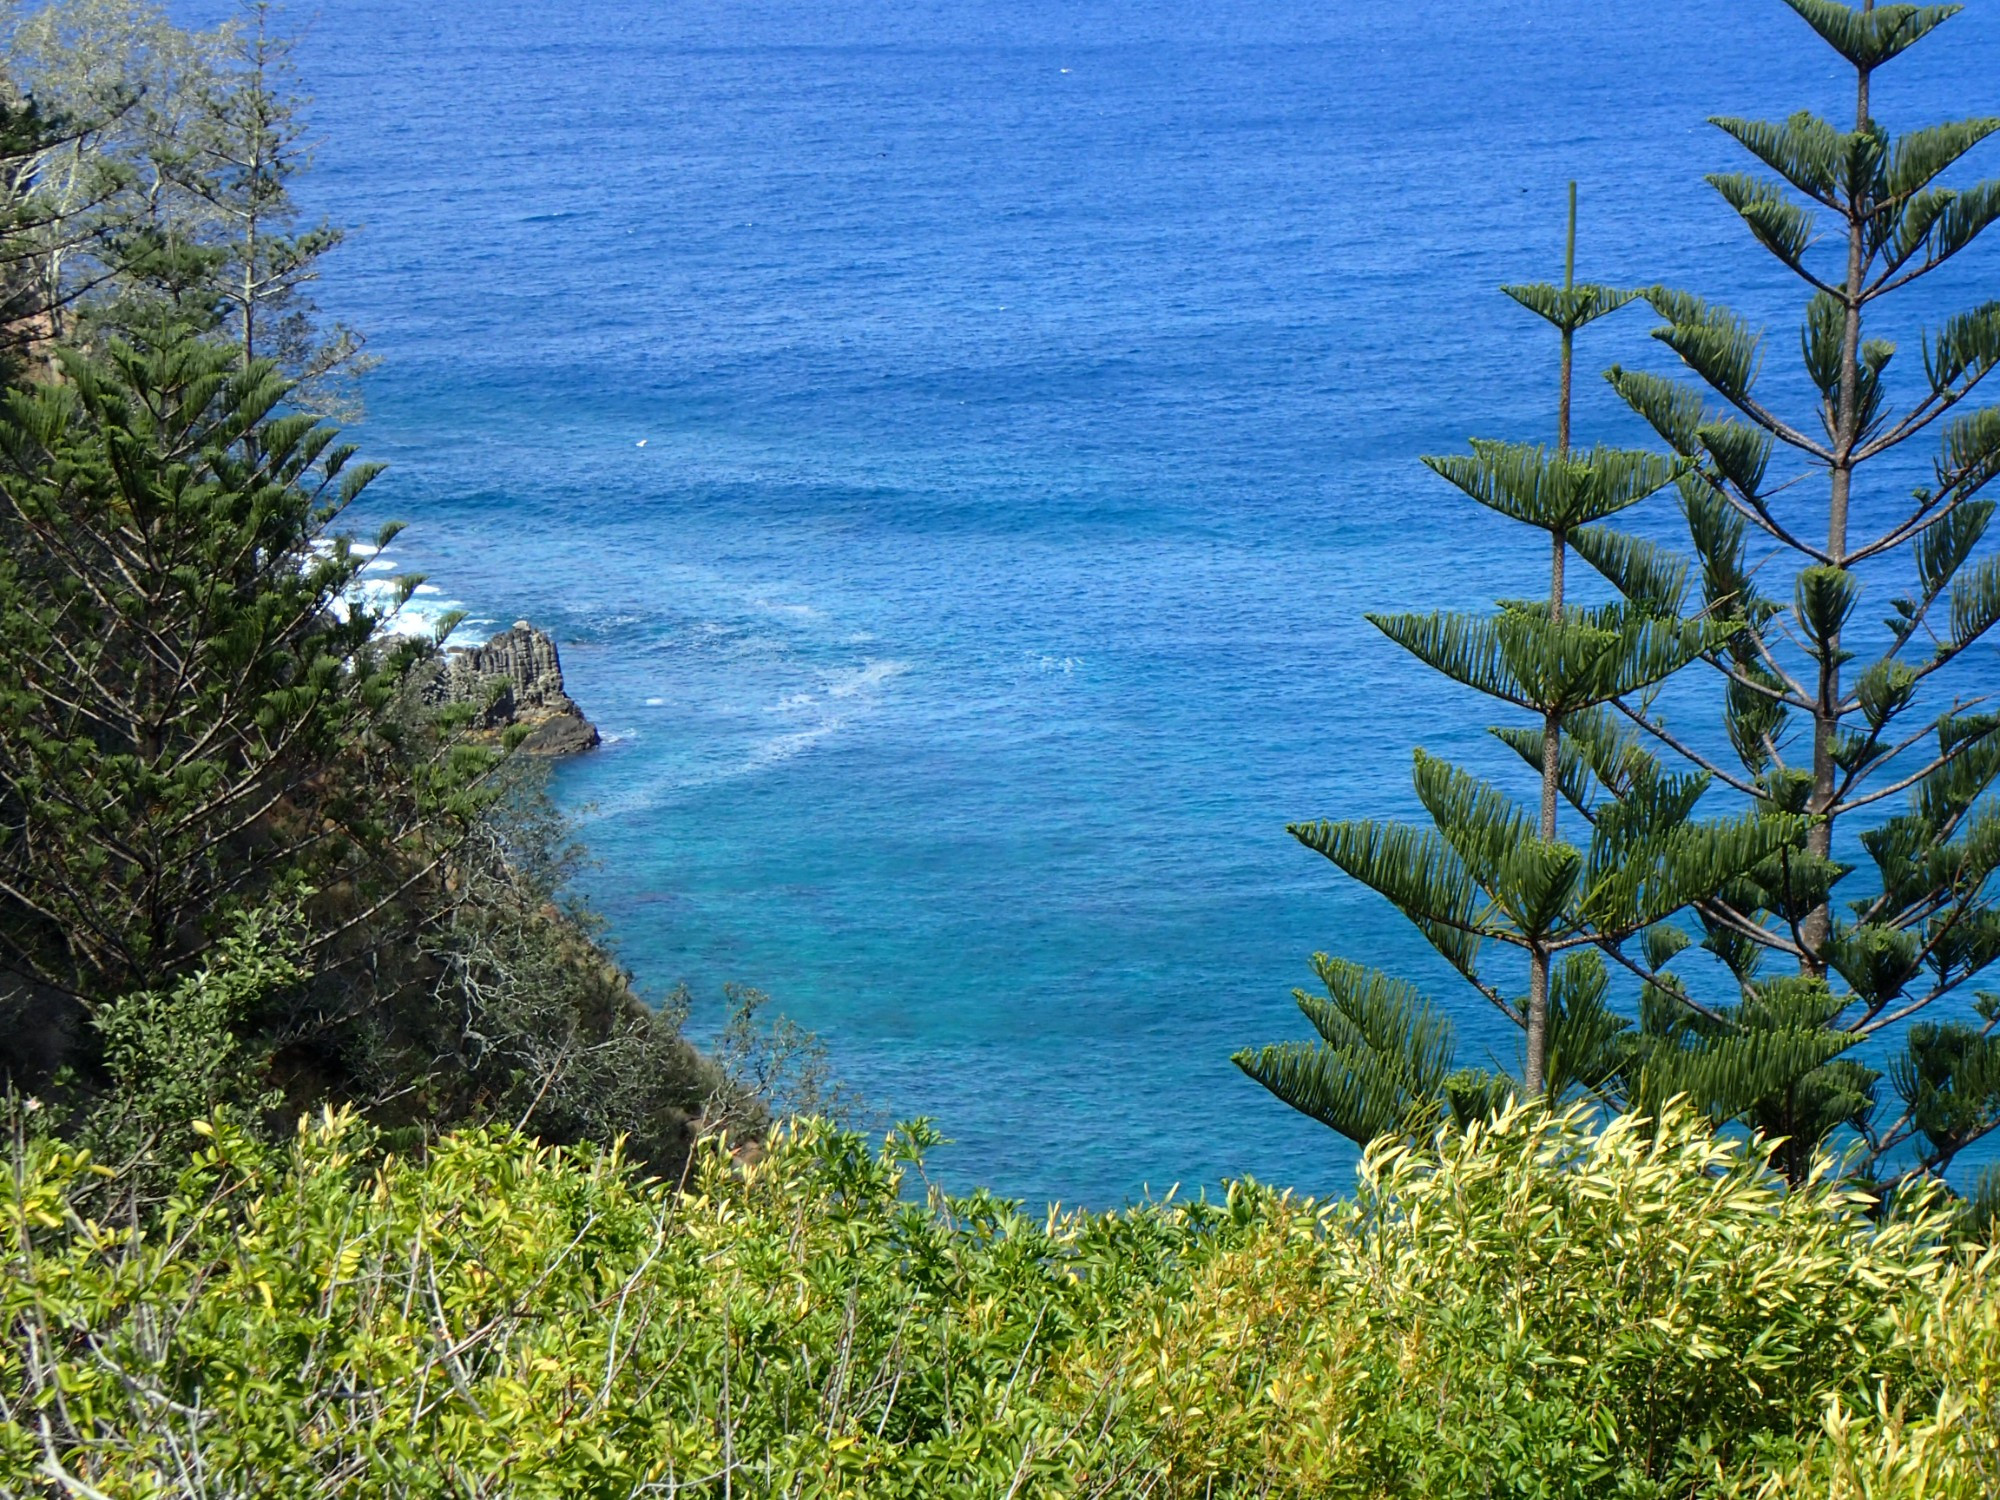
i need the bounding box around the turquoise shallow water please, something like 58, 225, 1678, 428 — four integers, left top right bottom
186, 0, 2000, 1205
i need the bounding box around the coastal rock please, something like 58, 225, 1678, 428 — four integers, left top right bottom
430, 621, 600, 754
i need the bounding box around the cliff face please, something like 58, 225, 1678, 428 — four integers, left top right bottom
434, 622, 600, 754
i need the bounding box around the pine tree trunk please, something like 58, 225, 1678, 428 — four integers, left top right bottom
1524, 947, 1551, 1097
1804, 53, 1871, 977
1525, 195, 1579, 1099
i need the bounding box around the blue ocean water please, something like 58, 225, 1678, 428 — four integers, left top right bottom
190, 0, 2000, 1206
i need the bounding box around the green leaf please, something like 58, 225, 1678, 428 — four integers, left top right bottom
1441, 1068, 1515, 1126
1887, 119, 2000, 200
1924, 300, 2000, 395
1289, 818, 1488, 979
1802, 291, 1846, 405
1710, 111, 1848, 206
1499, 281, 1639, 334
1564, 704, 1671, 798
1916, 499, 1993, 596
1493, 838, 1584, 939
338, 461, 387, 506
1939, 406, 2000, 490
1647, 288, 1764, 407
1777, 0, 1960, 71
1947, 555, 2000, 649
1892, 1021, 2000, 1163
1367, 610, 1526, 706
1545, 950, 1631, 1103
1606, 366, 1706, 457
1585, 766, 1712, 873
1891, 180, 2000, 275
1642, 922, 1695, 970
1493, 705, 1676, 812
1853, 658, 1919, 729
1528, 604, 1727, 708
1795, 565, 1860, 649
1231, 956, 1459, 1148
1411, 750, 1538, 894
1827, 922, 1923, 1007
1707, 173, 1817, 272
1928, 179, 2000, 267
1492, 723, 1598, 814
1574, 526, 1691, 620
1681, 475, 1767, 621
1699, 419, 1776, 500
1582, 810, 1806, 934
1630, 989, 1858, 1128
1423, 441, 1682, 535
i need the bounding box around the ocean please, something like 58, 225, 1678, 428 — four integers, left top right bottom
182, 0, 2000, 1206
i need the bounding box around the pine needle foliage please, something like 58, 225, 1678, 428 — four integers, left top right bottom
0, 327, 506, 1121
1236, 188, 1796, 1145
1576, 0, 2000, 1185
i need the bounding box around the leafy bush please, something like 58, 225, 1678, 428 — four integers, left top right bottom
1, 1109, 1171, 1497
1077, 1104, 1969, 1497
1730, 1242, 2000, 1500
3, 1101, 1994, 1498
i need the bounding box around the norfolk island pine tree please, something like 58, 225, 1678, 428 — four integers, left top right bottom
1562, 0, 2000, 1190
1240, 1, 2000, 1205
1234, 183, 1804, 1148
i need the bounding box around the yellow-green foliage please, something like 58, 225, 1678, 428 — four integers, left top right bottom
1731, 1244, 2000, 1500
1071, 1105, 1977, 1497
3, 1103, 1995, 1498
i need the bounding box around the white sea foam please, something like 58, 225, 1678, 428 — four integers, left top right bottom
579, 646, 903, 805
825, 659, 910, 698
743, 722, 840, 771
321, 546, 487, 645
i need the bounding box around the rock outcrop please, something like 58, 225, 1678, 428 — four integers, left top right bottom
431, 621, 599, 754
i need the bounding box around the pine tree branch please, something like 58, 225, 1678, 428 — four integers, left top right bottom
1702, 647, 1816, 710
1706, 470, 1831, 561
1855, 362, 1995, 466
1705, 893, 1809, 959
1611, 698, 1773, 799
1867, 227, 2000, 300
1736, 591, 1818, 699
1872, 1014, 2000, 1168
1854, 961, 1980, 1038
1594, 938, 1731, 1023
1759, 727, 1794, 780
1713, 391, 1835, 462
1856, 755, 1999, 929
1779, 844, 1824, 970
1835, 740, 1986, 815
1847, 490, 1978, 572
1830, 709, 1963, 809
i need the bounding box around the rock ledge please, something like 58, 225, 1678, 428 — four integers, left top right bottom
433, 621, 599, 755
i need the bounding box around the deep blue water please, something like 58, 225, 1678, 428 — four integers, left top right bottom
185, 0, 2000, 1206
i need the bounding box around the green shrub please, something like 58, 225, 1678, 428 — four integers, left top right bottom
0, 1109, 1180, 1497
3, 1103, 1994, 1498
1729, 1243, 2000, 1500
1075, 1103, 1967, 1497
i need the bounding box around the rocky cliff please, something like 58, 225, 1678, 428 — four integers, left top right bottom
431, 621, 600, 754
